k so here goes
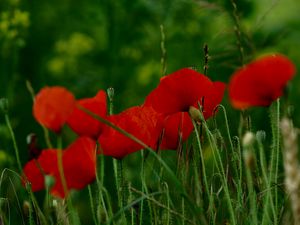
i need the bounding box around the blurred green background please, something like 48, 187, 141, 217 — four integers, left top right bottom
0, 0, 300, 222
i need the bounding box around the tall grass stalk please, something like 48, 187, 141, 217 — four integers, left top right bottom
194, 105, 237, 225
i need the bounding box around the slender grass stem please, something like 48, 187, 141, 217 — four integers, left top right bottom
230, 0, 245, 65
194, 104, 236, 225
267, 99, 280, 224
160, 24, 167, 76
243, 149, 258, 225
191, 120, 211, 212
4, 114, 22, 173
56, 136, 68, 198
131, 188, 197, 225
162, 182, 170, 225
258, 136, 276, 225
88, 185, 98, 225
77, 105, 184, 193
216, 105, 239, 180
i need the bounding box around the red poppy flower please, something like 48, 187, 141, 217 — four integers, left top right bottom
23, 137, 97, 198
66, 90, 107, 139
98, 106, 163, 159
144, 68, 226, 119
159, 112, 193, 150
33, 86, 76, 132
229, 54, 296, 109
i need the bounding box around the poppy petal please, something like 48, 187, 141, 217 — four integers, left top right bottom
229, 54, 296, 109
51, 137, 97, 198
33, 86, 76, 132
22, 137, 97, 198
67, 90, 107, 139
144, 68, 226, 119
159, 112, 193, 150
98, 106, 163, 159
23, 149, 57, 192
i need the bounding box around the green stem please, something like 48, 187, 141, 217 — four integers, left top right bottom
217, 105, 239, 180
230, 0, 245, 65
243, 151, 258, 225
78, 105, 184, 193
268, 99, 280, 223
88, 185, 98, 225
259, 137, 276, 225
4, 114, 22, 173
195, 104, 236, 225
160, 24, 167, 76
191, 120, 211, 214
56, 136, 68, 197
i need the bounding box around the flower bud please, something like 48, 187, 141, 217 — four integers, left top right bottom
189, 106, 203, 122
45, 175, 55, 189
256, 130, 266, 142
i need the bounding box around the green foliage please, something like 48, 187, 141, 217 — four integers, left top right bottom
1, 0, 300, 224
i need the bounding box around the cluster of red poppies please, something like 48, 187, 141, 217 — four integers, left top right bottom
22, 54, 296, 198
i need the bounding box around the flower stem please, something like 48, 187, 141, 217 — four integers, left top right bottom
4, 114, 23, 173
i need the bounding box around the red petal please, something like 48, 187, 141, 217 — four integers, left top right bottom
229, 54, 296, 109
145, 68, 225, 119
22, 137, 96, 198
98, 106, 163, 159
23, 149, 57, 192
51, 137, 97, 198
159, 112, 193, 150
67, 90, 107, 139
33, 86, 76, 132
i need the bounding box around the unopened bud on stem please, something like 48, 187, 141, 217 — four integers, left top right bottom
189, 106, 203, 122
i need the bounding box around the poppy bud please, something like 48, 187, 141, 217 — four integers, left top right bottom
45, 175, 55, 189
256, 130, 266, 142
188, 106, 203, 122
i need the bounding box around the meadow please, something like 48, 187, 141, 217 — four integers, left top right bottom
1, 0, 300, 224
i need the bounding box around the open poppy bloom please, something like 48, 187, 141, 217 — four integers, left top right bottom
23, 137, 97, 198
98, 106, 163, 159
66, 90, 107, 139
159, 112, 193, 150
144, 68, 226, 119
229, 54, 296, 109
33, 86, 76, 132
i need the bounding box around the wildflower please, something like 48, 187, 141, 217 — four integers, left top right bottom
98, 106, 163, 159
144, 68, 225, 149
144, 68, 226, 119
23, 137, 97, 198
33, 86, 76, 132
229, 54, 296, 109
159, 112, 193, 150
67, 90, 107, 139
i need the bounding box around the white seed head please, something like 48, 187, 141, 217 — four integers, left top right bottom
242, 131, 255, 148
